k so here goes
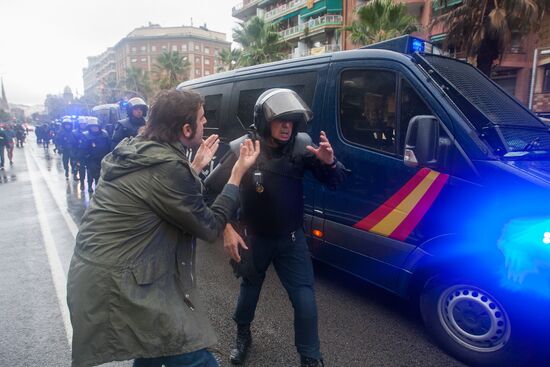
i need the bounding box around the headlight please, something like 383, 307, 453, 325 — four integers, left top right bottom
497, 217, 550, 291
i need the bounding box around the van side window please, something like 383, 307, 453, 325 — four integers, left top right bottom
204, 94, 222, 132
399, 79, 432, 155
339, 70, 397, 153
237, 86, 306, 129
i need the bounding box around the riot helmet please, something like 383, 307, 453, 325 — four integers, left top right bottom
77, 116, 88, 130
126, 97, 148, 118
86, 117, 100, 133
253, 88, 312, 139
62, 117, 72, 129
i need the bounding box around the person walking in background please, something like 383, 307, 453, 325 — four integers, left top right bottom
72, 118, 88, 185
55, 117, 77, 179
15, 124, 26, 148
79, 117, 110, 193
4, 124, 15, 165
0, 124, 7, 169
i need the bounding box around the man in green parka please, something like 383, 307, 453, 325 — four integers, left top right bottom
66, 89, 260, 367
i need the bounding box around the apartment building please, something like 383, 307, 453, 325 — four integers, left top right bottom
342, 0, 538, 106
232, 0, 344, 58
83, 24, 230, 100
83, 48, 117, 98
529, 15, 550, 115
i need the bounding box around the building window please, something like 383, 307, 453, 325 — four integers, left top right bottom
543, 66, 550, 93
172, 45, 178, 51
131, 58, 137, 63
141, 58, 147, 62
204, 47, 210, 54
205, 70, 210, 75
162, 45, 167, 51
205, 58, 210, 65
182, 44, 187, 51
214, 48, 219, 56
141, 46, 146, 52
195, 44, 201, 51
195, 57, 201, 64
152, 46, 157, 52
195, 69, 201, 76
131, 47, 136, 53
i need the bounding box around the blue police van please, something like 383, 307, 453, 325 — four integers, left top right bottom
177, 36, 550, 366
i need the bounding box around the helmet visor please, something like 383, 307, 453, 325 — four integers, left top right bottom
262, 90, 313, 124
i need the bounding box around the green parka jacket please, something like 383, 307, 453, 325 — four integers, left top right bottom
66, 136, 239, 367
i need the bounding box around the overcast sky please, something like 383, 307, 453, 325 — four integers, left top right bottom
0, 0, 239, 106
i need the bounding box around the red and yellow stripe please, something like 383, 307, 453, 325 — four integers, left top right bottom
354, 168, 449, 241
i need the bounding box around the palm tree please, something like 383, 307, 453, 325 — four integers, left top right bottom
346, 0, 418, 46
123, 66, 152, 101
152, 51, 191, 90
217, 48, 242, 72
233, 16, 287, 66
432, 0, 548, 76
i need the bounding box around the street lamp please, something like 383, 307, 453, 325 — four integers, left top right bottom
528, 48, 550, 110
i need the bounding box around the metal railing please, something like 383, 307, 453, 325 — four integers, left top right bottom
278, 15, 343, 40
265, 0, 319, 21
232, 0, 259, 14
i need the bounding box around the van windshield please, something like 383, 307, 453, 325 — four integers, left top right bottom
417, 54, 550, 154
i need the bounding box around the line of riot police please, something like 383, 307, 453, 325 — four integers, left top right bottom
51, 97, 148, 193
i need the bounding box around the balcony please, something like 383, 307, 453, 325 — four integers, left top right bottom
265, 0, 321, 22
232, 0, 260, 19
279, 14, 343, 41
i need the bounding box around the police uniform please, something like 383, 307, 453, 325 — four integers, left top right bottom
80, 119, 110, 192
55, 120, 76, 178
110, 97, 148, 150
205, 89, 346, 367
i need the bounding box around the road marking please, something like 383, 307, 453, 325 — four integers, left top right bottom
24, 147, 73, 347
27, 146, 79, 238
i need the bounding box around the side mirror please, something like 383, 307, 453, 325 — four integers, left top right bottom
404, 115, 440, 168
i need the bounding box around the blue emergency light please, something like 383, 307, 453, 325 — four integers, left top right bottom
361, 35, 430, 55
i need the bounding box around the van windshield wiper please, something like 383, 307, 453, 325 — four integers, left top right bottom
523, 137, 540, 151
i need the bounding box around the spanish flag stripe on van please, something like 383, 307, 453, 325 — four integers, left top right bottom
353, 168, 449, 240
353, 168, 431, 231
389, 172, 449, 241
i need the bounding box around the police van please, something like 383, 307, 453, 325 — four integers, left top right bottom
91, 103, 124, 137
177, 36, 550, 366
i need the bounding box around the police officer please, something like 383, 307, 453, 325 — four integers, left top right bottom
73, 117, 88, 187
79, 117, 110, 193
205, 89, 346, 367
111, 97, 148, 149
15, 124, 26, 148
55, 117, 76, 178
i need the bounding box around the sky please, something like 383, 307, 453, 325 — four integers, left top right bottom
0, 0, 239, 106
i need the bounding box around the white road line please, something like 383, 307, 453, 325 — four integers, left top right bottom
27, 146, 79, 238
24, 147, 73, 347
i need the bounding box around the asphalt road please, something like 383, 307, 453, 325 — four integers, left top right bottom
0, 138, 466, 367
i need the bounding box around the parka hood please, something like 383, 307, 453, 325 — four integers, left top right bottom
101, 136, 187, 181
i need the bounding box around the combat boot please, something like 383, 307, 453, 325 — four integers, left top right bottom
300, 356, 324, 367
230, 323, 251, 365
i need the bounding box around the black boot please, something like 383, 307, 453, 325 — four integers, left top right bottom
230, 323, 251, 365
300, 355, 324, 367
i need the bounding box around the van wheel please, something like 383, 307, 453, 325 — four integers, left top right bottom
420, 276, 531, 366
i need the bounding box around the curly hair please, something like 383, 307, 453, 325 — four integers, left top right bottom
141, 89, 204, 143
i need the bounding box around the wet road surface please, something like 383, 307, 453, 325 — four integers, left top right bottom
0, 138, 465, 366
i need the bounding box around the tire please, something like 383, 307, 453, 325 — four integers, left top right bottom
420, 276, 533, 367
